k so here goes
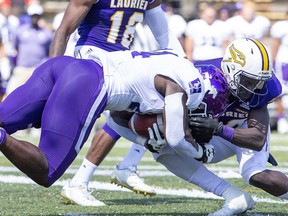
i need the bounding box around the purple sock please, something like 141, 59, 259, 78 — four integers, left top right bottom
0, 128, 7, 146
102, 123, 121, 141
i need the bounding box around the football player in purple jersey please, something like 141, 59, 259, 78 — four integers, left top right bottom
49, 0, 186, 205
188, 38, 288, 215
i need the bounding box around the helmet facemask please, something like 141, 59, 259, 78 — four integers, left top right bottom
232, 70, 270, 104
221, 38, 273, 107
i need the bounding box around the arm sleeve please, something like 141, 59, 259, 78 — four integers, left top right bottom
145, 5, 186, 58
164, 93, 203, 158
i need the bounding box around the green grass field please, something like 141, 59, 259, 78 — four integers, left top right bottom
0, 129, 287, 216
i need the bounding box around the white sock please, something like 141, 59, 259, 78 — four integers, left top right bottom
278, 191, 288, 200
118, 143, 147, 169
69, 158, 98, 187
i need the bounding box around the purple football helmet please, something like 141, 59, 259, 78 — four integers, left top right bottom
189, 65, 230, 118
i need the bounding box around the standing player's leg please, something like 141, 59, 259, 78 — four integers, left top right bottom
61, 124, 155, 206
107, 111, 155, 195
110, 143, 155, 196
61, 126, 118, 206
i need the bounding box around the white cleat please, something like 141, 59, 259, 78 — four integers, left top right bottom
110, 165, 156, 196
60, 182, 106, 206
208, 187, 255, 216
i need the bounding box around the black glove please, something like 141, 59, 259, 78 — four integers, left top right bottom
189, 117, 223, 143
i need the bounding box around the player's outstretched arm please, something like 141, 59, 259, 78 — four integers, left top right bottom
49, 0, 94, 57
190, 105, 269, 151
232, 105, 269, 151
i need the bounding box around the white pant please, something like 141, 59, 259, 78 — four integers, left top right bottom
155, 122, 270, 184
74, 45, 108, 61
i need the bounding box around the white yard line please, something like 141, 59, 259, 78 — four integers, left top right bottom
0, 174, 287, 204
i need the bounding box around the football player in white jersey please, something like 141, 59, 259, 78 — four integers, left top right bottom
184, 5, 230, 62
50, 0, 186, 205
225, 1, 270, 42
270, 19, 288, 134
0, 49, 219, 207
108, 59, 255, 216
112, 38, 288, 215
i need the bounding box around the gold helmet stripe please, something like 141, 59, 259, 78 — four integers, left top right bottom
248, 38, 269, 71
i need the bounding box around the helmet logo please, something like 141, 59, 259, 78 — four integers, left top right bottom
223, 44, 246, 67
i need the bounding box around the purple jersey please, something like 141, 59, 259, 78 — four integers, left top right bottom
194, 58, 282, 126
76, 0, 155, 51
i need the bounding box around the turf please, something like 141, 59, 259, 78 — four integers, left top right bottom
0, 130, 287, 216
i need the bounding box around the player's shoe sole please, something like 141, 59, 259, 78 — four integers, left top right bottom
110, 174, 156, 196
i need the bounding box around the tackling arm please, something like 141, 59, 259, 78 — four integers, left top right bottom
232, 105, 269, 151
190, 105, 269, 151
49, 0, 94, 57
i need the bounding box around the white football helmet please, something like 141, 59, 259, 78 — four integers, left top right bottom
221, 38, 273, 104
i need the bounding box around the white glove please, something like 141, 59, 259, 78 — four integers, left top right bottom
145, 123, 167, 153
195, 144, 215, 163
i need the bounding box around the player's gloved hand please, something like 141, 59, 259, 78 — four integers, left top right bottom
195, 143, 215, 163
189, 117, 223, 143
145, 123, 166, 153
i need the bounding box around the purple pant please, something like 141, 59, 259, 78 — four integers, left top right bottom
0, 56, 107, 186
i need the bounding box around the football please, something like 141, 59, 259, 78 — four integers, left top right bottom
128, 113, 163, 139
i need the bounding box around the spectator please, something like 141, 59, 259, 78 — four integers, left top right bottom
163, 4, 187, 48
52, 12, 79, 57
0, 1, 19, 101
131, 4, 187, 52
6, 3, 53, 95
185, 5, 230, 62
225, 1, 270, 42
270, 18, 288, 134
217, 6, 232, 21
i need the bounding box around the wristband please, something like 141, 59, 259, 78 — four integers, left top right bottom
219, 126, 234, 141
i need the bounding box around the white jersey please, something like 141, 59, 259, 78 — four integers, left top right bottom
270, 20, 288, 64
225, 15, 270, 40
95, 50, 205, 114
185, 19, 229, 60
